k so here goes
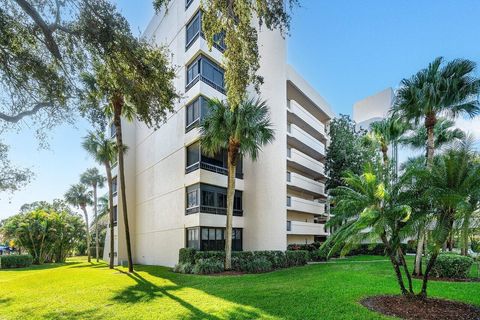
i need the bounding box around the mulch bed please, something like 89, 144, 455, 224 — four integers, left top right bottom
361, 295, 480, 320
412, 275, 480, 283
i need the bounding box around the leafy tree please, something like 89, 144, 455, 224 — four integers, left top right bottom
201, 98, 274, 270
0, 143, 32, 196
325, 115, 373, 191
82, 131, 117, 268
80, 168, 105, 262
393, 57, 480, 276
1, 209, 84, 264
154, 0, 298, 110
64, 183, 93, 263
20, 199, 73, 214
321, 162, 415, 296
80, 1, 179, 272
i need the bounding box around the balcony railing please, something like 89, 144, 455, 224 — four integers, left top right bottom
186, 161, 243, 179
186, 205, 243, 216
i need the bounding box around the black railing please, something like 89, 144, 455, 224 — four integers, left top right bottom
186, 205, 243, 216
185, 161, 243, 179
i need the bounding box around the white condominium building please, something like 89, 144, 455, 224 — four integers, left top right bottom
104, 0, 334, 267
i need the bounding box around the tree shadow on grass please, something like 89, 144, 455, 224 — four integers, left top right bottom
42, 307, 105, 320
112, 270, 223, 320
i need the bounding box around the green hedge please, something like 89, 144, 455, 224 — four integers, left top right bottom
174, 249, 308, 274
430, 253, 474, 279
0, 255, 33, 269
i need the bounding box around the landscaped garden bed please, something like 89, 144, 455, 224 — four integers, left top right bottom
361, 295, 480, 320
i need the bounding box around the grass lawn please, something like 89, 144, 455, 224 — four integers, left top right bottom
0, 255, 478, 320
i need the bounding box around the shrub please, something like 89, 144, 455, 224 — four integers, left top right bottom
258, 250, 287, 269
179, 248, 196, 265
194, 251, 225, 264
286, 250, 308, 266
471, 240, 480, 253
430, 253, 474, 278
242, 257, 273, 273
173, 262, 194, 274
192, 258, 224, 274
0, 254, 33, 269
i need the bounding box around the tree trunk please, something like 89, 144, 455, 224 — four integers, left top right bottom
461, 215, 470, 256
81, 205, 91, 263
93, 184, 99, 262
224, 148, 237, 270
425, 114, 436, 168
419, 248, 438, 298
113, 96, 133, 273
413, 229, 425, 276
381, 145, 388, 166
381, 234, 408, 295
398, 247, 414, 294
105, 161, 115, 269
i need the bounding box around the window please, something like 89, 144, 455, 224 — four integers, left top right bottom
186, 55, 225, 93
186, 11, 201, 49
185, 183, 243, 216
185, 0, 194, 9
193, 227, 242, 251
113, 206, 118, 226
287, 172, 291, 182
112, 176, 118, 195
186, 227, 200, 250
287, 196, 292, 207
185, 96, 209, 131
110, 122, 116, 138
186, 142, 200, 168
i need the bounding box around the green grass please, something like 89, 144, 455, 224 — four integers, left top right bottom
0, 256, 478, 320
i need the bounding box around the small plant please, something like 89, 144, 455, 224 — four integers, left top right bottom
179, 248, 196, 265
286, 250, 308, 267
192, 259, 224, 274
173, 262, 194, 274
430, 253, 474, 278
0, 255, 33, 269
243, 257, 273, 273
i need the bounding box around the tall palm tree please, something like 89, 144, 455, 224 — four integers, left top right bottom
393, 57, 480, 276
65, 184, 93, 262
399, 118, 465, 156
200, 98, 274, 270
394, 57, 480, 167
367, 116, 407, 166
82, 131, 118, 269
80, 168, 106, 262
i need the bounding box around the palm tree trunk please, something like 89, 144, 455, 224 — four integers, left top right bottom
104, 161, 115, 269
93, 184, 99, 262
81, 205, 91, 263
113, 95, 133, 273
224, 147, 237, 270
398, 248, 414, 294
461, 214, 470, 256
413, 229, 425, 276
381, 234, 408, 295
381, 146, 388, 166
425, 114, 436, 168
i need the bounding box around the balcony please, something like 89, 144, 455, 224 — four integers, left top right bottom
287, 172, 326, 197
287, 196, 325, 216
287, 220, 329, 236
287, 100, 326, 142
287, 123, 325, 161
287, 148, 325, 180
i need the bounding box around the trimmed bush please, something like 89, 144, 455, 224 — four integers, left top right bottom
194, 251, 225, 264
179, 248, 196, 265
0, 254, 33, 269
430, 253, 474, 278
192, 259, 224, 274
173, 262, 194, 274
242, 257, 273, 273
286, 250, 308, 266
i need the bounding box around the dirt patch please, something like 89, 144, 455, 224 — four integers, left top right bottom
361, 295, 480, 320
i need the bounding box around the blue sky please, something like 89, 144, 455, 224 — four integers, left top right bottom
1, 0, 479, 219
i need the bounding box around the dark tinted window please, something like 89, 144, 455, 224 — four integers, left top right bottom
186, 12, 201, 48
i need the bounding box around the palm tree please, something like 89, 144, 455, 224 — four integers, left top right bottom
399, 118, 465, 156
321, 162, 415, 296
393, 57, 480, 276
414, 142, 480, 297
82, 131, 118, 269
367, 116, 407, 166
200, 98, 274, 270
394, 57, 480, 167
80, 168, 106, 262
65, 184, 93, 262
